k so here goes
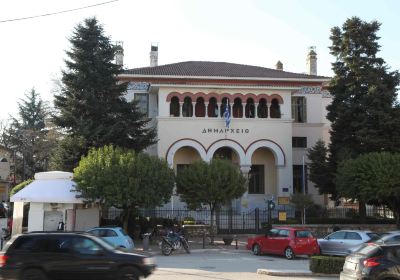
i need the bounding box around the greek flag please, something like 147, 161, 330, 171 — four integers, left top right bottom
223, 101, 231, 128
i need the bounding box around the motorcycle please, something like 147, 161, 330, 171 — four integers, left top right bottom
159, 230, 190, 256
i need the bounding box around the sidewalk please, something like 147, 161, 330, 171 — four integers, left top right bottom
133, 234, 249, 255
134, 235, 338, 278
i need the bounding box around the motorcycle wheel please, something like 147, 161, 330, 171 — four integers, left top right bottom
161, 241, 173, 256
182, 239, 190, 254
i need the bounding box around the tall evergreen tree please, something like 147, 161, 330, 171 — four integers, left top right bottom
325, 17, 400, 216
1, 89, 56, 180
53, 17, 156, 167
307, 139, 335, 197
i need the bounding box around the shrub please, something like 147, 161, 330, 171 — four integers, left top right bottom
309, 255, 345, 274
10, 179, 33, 197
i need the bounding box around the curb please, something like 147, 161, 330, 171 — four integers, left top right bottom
257, 269, 339, 278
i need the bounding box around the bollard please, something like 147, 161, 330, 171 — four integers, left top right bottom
202, 232, 205, 249
234, 235, 238, 250
142, 233, 151, 251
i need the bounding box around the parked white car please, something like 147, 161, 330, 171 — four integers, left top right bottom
86, 226, 135, 250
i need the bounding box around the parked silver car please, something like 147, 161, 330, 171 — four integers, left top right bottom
318, 230, 380, 256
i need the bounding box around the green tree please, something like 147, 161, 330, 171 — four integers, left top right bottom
326, 17, 400, 216
49, 135, 87, 172
53, 17, 156, 167
1, 89, 57, 181
290, 193, 314, 224
336, 152, 400, 227
307, 139, 335, 197
73, 145, 174, 231
176, 159, 246, 243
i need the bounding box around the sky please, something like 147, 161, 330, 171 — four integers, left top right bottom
1, 0, 399, 120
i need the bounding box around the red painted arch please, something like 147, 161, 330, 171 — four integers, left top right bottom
166, 91, 181, 102
269, 94, 284, 104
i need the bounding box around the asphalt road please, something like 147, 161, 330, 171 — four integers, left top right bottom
147, 249, 338, 280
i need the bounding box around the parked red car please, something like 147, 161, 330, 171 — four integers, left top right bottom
246, 226, 320, 259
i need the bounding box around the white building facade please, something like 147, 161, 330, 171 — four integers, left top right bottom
119, 49, 331, 211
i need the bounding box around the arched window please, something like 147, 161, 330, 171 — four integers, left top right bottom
245, 98, 255, 118
270, 98, 281, 118
208, 97, 218, 117
232, 98, 243, 118
195, 97, 205, 117
170, 96, 180, 117
182, 97, 193, 117
257, 98, 268, 118
220, 97, 231, 117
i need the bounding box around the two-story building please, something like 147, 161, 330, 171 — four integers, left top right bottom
118, 46, 331, 211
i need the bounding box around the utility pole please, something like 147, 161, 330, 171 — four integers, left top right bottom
302, 154, 306, 224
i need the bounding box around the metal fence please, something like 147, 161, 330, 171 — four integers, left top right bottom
102, 205, 394, 234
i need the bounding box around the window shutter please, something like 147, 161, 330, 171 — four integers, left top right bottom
303, 97, 307, 122
291, 97, 296, 120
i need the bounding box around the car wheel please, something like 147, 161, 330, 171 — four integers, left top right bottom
284, 247, 295, 260
252, 244, 261, 255
118, 266, 140, 280
21, 268, 48, 280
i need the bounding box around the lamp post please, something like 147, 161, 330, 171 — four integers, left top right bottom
302, 154, 306, 224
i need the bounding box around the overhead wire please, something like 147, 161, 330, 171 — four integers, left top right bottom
0, 0, 120, 23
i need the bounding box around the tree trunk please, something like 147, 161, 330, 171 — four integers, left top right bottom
358, 200, 366, 223
210, 205, 215, 245
123, 207, 130, 233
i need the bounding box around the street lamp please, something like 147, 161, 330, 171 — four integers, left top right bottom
302, 154, 306, 224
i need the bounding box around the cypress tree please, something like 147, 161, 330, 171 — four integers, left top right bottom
326, 17, 400, 214
53, 17, 156, 168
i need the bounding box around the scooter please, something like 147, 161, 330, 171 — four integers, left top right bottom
160, 230, 190, 256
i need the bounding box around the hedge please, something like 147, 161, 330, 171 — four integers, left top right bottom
309, 255, 345, 274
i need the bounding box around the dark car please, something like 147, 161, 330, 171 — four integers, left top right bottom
0, 232, 156, 280
340, 243, 400, 280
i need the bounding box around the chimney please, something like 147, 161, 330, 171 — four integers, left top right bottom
306, 46, 317, 75
276, 60, 283, 71
150, 43, 158, 67
115, 41, 124, 66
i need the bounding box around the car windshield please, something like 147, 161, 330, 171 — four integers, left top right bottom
295, 230, 313, 238
367, 233, 382, 241
355, 244, 382, 256
89, 236, 117, 251
119, 228, 128, 236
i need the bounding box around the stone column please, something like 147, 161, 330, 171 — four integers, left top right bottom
217, 103, 221, 118
205, 102, 209, 117
255, 103, 258, 118
242, 103, 246, 118
191, 103, 195, 118
179, 102, 183, 117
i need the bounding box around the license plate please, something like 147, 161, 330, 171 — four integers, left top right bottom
344, 261, 357, 270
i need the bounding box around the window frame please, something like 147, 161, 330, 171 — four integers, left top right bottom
134, 92, 149, 116
292, 96, 307, 123
248, 165, 264, 194
292, 137, 307, 148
